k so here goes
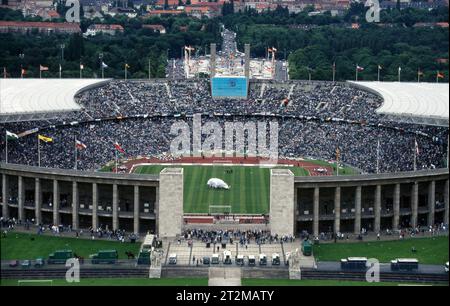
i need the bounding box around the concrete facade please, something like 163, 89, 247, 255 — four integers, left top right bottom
157, 168, 184, 238
270, 169, 295, 236
0, 163, 449, 238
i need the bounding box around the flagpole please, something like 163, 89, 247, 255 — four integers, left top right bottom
5, 134, 8, 164
115, 149, 118, 173
377, 66, 380, 82
376, 139, 380, 174
417, 70, 420, 83
40, 68, 41, 79
355, 66, 358, 82
74, 137, 77, 170
414, 138, 417, 172
38, 135, 41, 167
125, 65, 127, 80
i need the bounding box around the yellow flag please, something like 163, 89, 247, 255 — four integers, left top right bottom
38, 134, 53, 143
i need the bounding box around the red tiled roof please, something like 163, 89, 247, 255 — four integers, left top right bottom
0, 21, 80, 30
142, 24, 166, 31
47, 10, 60, 18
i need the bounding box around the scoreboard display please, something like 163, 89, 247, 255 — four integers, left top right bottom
211, 77, 248, 99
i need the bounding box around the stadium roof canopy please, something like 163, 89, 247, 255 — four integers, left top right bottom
349, 81, 449, 127
0, 79, 109, 123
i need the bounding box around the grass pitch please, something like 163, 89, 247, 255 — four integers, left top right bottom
313, 236, 449, 265
134, 165, 308, 214
0, 232, 140, 260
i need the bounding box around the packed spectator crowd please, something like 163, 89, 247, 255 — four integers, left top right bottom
181, 229, 295, 246
1, 79, 448, 174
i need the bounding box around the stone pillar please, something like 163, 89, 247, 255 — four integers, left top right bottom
444, 180, 449, 226
354, 186, 361, 234
133, 185, 140, 234
92, 183, 98, 230
18, 176, 24, 222
393, 183, 400, 231
411, 182, 418, 229
313, 187, 320, 237
112, 184, 119, 231
270, 169, 295, 236
334, 186, 341, 234
374, 185, 381, 233
293, 187, 298, 234
2, 174, 9, 219
72, 181, 79, 230
158, 168, 184, 237
427, 181, 435, 226
35, 178, 41, 225
53, 180, 60, 225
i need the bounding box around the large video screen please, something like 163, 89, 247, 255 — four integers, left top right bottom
211, 77, 248, 98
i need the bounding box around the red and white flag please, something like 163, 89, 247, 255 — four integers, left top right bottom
75, 140, 87, 150
356, 65, 364, 71
114, 142, 126, 154
40, 65, 49, 71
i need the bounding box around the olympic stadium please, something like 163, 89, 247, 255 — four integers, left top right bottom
0, 44, 449, 286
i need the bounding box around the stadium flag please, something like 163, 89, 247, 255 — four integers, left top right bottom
80, 63, 84, 79
6, 131, 19, 140
377, 65, 382, 81
39, 65, 48, 78
38, 134, 53, 143
417, 69, 424, 82
37, 134, 52, 167
5, 131, 19, 164
114, 142, 126, 154
21, 68, 26, 78
355, 65, 364, 81
436, 71, 445, 82
102, 62, 108, 68
75, 140, 87, 150
335, 147, 341, 176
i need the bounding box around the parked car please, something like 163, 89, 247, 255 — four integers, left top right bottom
21, 260, 31, 268
9, 260, 18, 268
34, 257, 45, 268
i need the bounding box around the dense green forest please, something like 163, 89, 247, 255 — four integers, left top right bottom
0, 4, 448, 81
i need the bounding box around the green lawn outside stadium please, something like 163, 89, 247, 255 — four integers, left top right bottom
0, 232, 141, 260
1, 278, 444, 286
134, 165, 308, 214
313, 236, 449, 265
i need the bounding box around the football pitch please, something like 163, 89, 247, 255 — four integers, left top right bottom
134, 164, 309, 214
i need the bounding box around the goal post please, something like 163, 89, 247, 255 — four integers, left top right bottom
17, 279, 54, 286
208, 205, 232, 215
